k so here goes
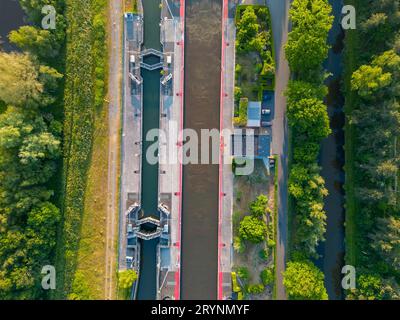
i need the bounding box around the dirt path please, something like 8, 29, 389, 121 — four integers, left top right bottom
105, 0, 123, 300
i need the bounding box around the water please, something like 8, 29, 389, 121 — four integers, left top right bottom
180, 0, 222, 300
0, 0, 25, 51
136, 0, 162, 300
317, 0, 345, 300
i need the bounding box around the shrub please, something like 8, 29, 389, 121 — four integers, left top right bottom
239, 215, 267, 243
260, 268, 274, 286
118, 270, 138, 290
248, 283, 265, 294
283, 260, 328, 300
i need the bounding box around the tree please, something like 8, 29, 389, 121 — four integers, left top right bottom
287, 97, 331, 141
347, 274, 400, 300
9, 26, 61, 58
239, 216, 267, 243
260, 268, 274, 286
283, 260, 328, 300
118, 269, 138, 290
0, 52, 42, 105
285, 0, 333, 76
249, 195, 269, 218
248, 283, 264, 294
351, 65, 392, 97
370, 217, 400, 272
236, 7, 259, 53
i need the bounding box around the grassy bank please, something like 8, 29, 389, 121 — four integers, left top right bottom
54, 0, 108, 299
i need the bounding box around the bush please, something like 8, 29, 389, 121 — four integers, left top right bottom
236, 266, 250, 282
233, 236, 246, 254
260, 268, 274, 286
239, 215, 267, 243
248, 283, 265, 294
249, 194, 269, 218
283, 260, 328, 300
118, 270, 138, 290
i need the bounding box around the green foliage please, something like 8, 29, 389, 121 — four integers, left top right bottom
249, 194, 270, 218
56, 0, 108, 298
248, 283, 264, 294
369, 217, 400, 273
260, 268, 274, 286
347, 274, 400, 300
9, 26, 61, 59
68, 271, 92, 300
288, 163, 328, 258
285, 0, 333, 79
283, 260, 328, 300
236, 266, 250, 282
118, 269, 138, 290
285, 1, 332, 260
0, 52, 42, 105
0, 105, 61, 299
233, 236, 246, 254
233, 97, 248, 127
259, 248, 269, 261
239, 215, 267, 243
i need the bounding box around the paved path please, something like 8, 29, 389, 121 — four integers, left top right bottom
105, 0, 123, 300
267, 0, 290, 300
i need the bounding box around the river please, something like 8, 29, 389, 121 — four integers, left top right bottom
317, 0, 345, 300
180, 0, 222, 300
0, 0, 25, 51
136, 0, 162, 300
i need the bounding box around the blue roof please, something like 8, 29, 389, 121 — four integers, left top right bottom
247, 101, 261, 127
257, 135, 271, 158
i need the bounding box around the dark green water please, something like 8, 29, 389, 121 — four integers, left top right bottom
0, 0, 25, 51
317, 0, 345, 300
181, 0, 222, 300
137, 0, 162, 300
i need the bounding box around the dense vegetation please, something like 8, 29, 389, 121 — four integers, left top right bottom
344, 0, 400, 299
0, 0, 65, 299
283, 0, 333, 299
283, 260, 328, 300
0, 0, 108, 299
285, 0, 332, 258
234, 5, 274, 126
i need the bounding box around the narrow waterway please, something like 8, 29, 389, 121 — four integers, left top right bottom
317, 0, 345, 300
0, 0, 25, 51
136, 0, 162, 300
181, 0, 222, 300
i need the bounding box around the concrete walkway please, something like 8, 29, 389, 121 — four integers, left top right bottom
105, 0, 123, 300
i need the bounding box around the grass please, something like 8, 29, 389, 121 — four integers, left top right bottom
53, 0, 109, 299
343, 0, 360, 268
73, 100, 110, 299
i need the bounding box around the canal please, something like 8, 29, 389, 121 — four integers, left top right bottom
317, 0, 345, 300
0, 0, 25, 52
181, 0, 222, 299
136, 0, 162, 300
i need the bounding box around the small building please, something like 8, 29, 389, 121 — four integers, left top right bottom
231, 133, 272, 172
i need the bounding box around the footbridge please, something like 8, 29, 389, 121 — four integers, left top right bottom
140, 48, 164, 70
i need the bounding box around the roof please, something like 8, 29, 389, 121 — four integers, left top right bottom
247, 101, 261, 127
231, 134, 271, 159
